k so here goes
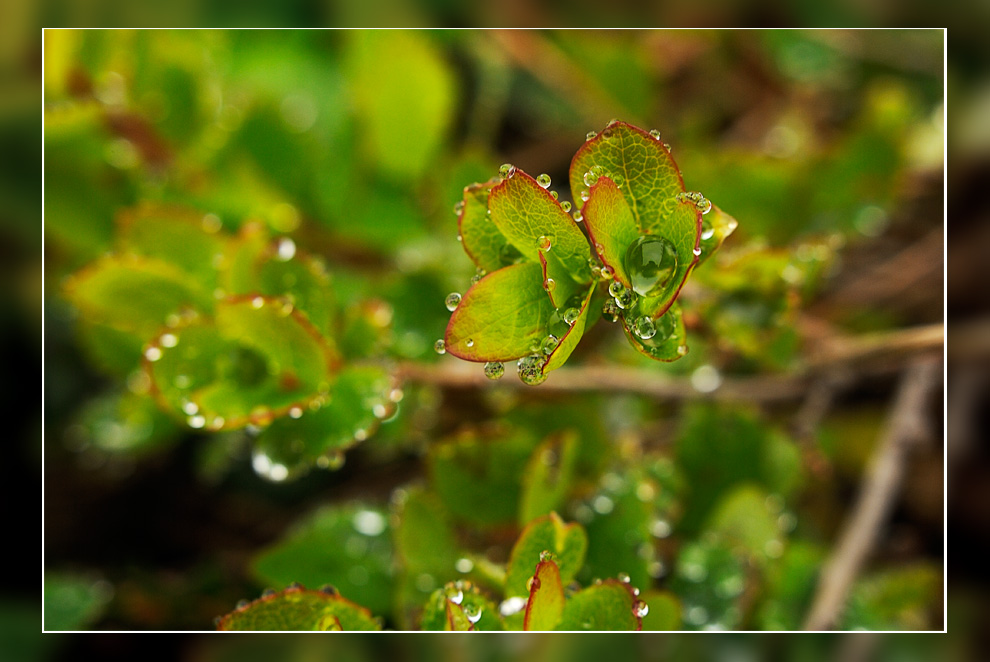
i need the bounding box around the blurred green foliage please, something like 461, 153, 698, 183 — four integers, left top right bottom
42, 29, 944, 632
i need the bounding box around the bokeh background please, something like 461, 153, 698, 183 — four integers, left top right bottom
4, 12, 983, 661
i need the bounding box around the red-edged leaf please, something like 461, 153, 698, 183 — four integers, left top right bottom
523, 558, 565, 631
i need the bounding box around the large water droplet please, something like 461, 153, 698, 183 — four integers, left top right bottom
601, 300, 620, 323
445, 292, 461, 311
563, 308, 580, 325
634, 316, 657, 340
586, 130, 597, 141
517, 355, 547, 386
536, 173, 551, 188
499, 163, 516, 179
561, 200, 571, 213
634, 600, 650, 618
625, 235, 678, 297
649, 129, 662, 140
434, 339, 446, 355
541, 335, 559, 355
484, 361, 504, 380
537, 235, 552, 252
572, 210, 583, 222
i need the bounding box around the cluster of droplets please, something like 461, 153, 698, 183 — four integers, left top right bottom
675, 190, 713, 216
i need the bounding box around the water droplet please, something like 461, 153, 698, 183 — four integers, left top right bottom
144, 347, 162, 362
599, 265, 613, 280
251, 296, 264, 309
634, 316, 657, 340
188, 414, 206, 429
319, 584, 339, 595
160, 333, 178, 348
499, 596, 527, 617
586, 130, 597, 140
453, 200, 465, 216
536, 173, 551, 188
691, 364, 722, 393
592, 494, 614, 514
484, 361, 504, 380
618, 572, 631, 583
584, 170, 599, 188
563, 308, 580, 325
615, 289, 637, 310
182, 401, 199, 416
465, 338, 475, 348
353, 510, 386, 536
527, 576, 541, 592
289, 406, 303, 419
464, 604, 483, 624
540, 550, 555, 562
602, 126, 614, 139
612, 173, 625, 188
499, 163, 516, 179
434, 339, 446, 355
676, 191, 712, 215
601, 300, 620, 323
550, 190, 558, 200
541, 335, 559, 355
651, 519, 672, 538
580, 189, 590, 202
447, 588, 464, 605
445, 292, 461, 311
543, 278, 556, 293
608, 281, 625, 299
517, 354, 548, 386
625, 235, 678, 297
572, 210, 583, 222
649, 129, 662, 140
677, 344, 688, 356
662, 142, 671, 151
634, 600, 650, 618
276, 238, 296, 261
236, 599, 250, 609
561, 201, 571, 213
537, 235, 552, 252
701, 220, 714, 241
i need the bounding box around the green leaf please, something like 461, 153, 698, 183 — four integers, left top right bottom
64, 254, 213, 337
458, 181, 515, 275
216, 586, 380, 631
542, 283, 596, 374
145, 296, 338, 430
555, 580, 642, 631
393, 488, 460, 623
705, 484, 787, 567
756, 541, 827, 630
582, 474, 655, 590
420, 584, 502, 631
841, 564, 941, 630
444, 262, 554, 362
489, 169, 592, 304
117, 203, 227, 290
638, 590, 682, 631
70, 388, 179, 456
696, 204, 738, 266
570, 121, 685, 235
252, 365, 394, 476
523, 558, 565, 631
519, 431, 580, 524
44, 573, 112, 631
429, 427, 538, 527
506, 513, 587, 599
346, 30, 455, 180
251, 504, 393, 616
668, 538, 748, 630
581, 176, 640, 288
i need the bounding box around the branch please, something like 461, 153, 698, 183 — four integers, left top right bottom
801, 358, 942, 631
396, 323, 944, 403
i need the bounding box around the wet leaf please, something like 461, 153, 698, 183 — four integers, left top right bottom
639, 590, 682, 631
523, 558, 565, 631
216, 585, 380, 631
251, 504, 393, 616
117, 203, 227, 290
489, 169, 592, 304
145, 296, 338, 429
620, 300, 687, 362
505, 513, 587, 599
444, 262, 554, 362
252, 365, 393, 475
570, 121, 685, 236
581, 176, 639, 288
669, 538, 748, 630
696, 204, 738, 266
555, 580, 641, 631
541, 283, 596, 374
64, 254, 213, 337
705, 484, 786, 567
420, 584, 502, 631
458, 181, 513, 274
394, 488, 459, 623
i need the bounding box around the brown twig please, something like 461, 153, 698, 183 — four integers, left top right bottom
801, 358, 942, 631
396, 323, 944, 403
